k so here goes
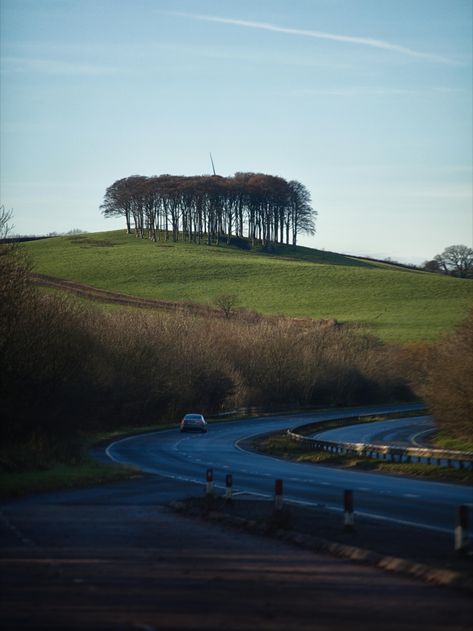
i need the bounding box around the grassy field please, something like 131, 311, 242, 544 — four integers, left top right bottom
23, 230, 473, 342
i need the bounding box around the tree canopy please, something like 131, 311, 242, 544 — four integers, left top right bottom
434, 245, 473, 279
101, 173, 317, 247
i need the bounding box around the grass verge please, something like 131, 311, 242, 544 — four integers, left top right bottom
0, 424, 171, 499
252, 433, 473, 484
0, 458, 141, 499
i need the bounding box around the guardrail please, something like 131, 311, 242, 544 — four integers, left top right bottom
287, 423, 473, 470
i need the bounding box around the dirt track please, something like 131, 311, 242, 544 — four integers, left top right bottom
32, 273, 222, 317
32, 273, 337, 328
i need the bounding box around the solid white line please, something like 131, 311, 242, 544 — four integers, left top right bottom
282, 499, 453, 534
411, 428, 436, 447
106, 453, 454, 534
106, 428, 178, 463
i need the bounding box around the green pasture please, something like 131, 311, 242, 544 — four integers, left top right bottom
23, 230, 473, 342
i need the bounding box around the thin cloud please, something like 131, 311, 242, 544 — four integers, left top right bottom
2, 56, 117, 76
168, 12, 458, 65
293, 87, 416, 97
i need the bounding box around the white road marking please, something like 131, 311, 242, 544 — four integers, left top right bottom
411, 428, 436, 447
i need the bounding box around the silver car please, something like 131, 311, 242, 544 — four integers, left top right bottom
180, 413, 208, 433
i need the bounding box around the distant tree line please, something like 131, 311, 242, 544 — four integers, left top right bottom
100, 173, 317, 247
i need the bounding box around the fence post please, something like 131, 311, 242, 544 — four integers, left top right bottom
274, 479, 283, 511
206, 468, 214, 496
454, 505, 469, 553
225, 473, 233, 501
344, 490, 355, 531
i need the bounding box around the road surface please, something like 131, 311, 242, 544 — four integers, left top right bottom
311, 415, 436, 447
106, 404, 472, 535
2, 476, 472, 630
2, 403, 472, 629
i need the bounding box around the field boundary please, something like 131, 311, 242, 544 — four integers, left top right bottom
31, 273, 338, 328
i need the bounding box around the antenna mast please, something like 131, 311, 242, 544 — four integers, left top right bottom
209, 152, 216, 176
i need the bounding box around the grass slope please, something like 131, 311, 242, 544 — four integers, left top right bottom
23, 231, 473, 342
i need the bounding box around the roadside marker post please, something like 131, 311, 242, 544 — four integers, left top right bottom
206, 468, 214, 495
274, 479, 284, 511
454, 505, 469, 553
225, 473, 233, 500
343, 490, 355, 531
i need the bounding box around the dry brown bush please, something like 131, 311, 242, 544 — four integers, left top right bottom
1, 249, 418, 470
415, 312, 473, 441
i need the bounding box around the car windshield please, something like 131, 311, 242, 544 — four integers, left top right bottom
184, 415, 203, 421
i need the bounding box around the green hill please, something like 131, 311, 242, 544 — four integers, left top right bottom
22, 230, 473, 343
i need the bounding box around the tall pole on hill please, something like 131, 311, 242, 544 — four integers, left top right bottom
209, 152, 216, 176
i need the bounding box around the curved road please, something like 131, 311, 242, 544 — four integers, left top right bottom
312, 415, 437, 447
107, 404, 472, 536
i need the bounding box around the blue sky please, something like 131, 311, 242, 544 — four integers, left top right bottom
1, 0, 472, 262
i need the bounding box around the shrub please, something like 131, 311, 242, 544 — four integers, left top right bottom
1, 246, 418, 471
418, 311, 473, 441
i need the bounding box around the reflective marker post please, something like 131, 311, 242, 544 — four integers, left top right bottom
275, 479, 284, 511
454, 505, 469, 553
343, 490, 355, 531
225, 473, 233, 500
206, 468, 214, 495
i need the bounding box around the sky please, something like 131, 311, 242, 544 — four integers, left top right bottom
1, 0, 472, 263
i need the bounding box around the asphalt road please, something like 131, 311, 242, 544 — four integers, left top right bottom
311, 415, 436, 447
106, 404, 473, 535
2, 403, 473, 629
2, 476, 473, 631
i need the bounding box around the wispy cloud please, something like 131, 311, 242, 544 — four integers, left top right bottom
168, 12, 458, 65
292, 87, 415, 97
2, 56, 117, 76
290, 86, 467, 97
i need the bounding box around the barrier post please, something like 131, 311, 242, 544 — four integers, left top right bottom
454, 505, 469, 553
225, 473, 233, 501
206, 468, 214, 495
274, 479, 283, 511
343, 490, 355, 531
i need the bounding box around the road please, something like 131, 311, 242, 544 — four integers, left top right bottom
311, 415, 436, 447
2, 476, 472, 630
106, 404, 472, 535
2, 403, 473, 629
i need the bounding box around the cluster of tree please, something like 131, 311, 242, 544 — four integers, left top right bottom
101, 173, 316, 247
423, 245, 473, 279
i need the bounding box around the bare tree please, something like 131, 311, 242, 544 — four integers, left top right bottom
214, 293, 239, 318
288, 180, 316, 245
0, 205, 14, 240
434, 245, 473, 278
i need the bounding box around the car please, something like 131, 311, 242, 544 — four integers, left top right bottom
180, 413, 208, 433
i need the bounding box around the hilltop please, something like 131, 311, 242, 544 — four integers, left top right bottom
22, 230, 473, 343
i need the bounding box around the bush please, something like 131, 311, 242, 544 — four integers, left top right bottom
1, 246, 417, 471
417, 311, 473, 441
